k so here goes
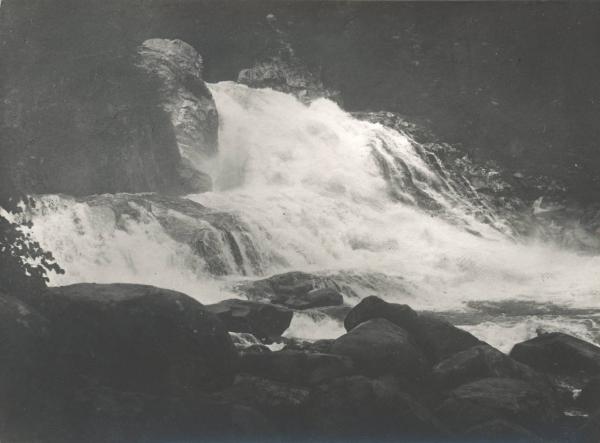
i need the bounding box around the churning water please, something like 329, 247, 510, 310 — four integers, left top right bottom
24, 81, 600, 350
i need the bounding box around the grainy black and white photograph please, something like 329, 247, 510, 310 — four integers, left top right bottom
1, 0, 600, 441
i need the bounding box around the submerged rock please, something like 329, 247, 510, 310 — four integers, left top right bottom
510, 332, 600, 375
236, 271, 345, 308
77, 193, 263, 276
205, 299, 293, 341
32, 283, 238, 396
331, 318, 428, 380
137, 39, 218, 193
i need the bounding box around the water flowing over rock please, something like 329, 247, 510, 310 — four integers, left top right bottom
235, 271, 345, 308
205, 299, 293, 342
138, 39, 218, 192
238, 57, 342, 105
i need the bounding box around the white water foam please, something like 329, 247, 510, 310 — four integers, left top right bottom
23, 81, 600, 348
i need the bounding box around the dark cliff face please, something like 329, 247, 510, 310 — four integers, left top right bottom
2, 1, 600, 201
1, 1, 191, 196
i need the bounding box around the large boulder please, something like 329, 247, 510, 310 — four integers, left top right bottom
205, 299, 293, 341
137, 39, 218, 192
343, 296, 481, 362
330, 318, 428, 380
305, 375, 447, 439
510, 332, 600, 375
344, 295, 419, 332
236, 271, 345, 308
240, 350, 355, 385
431, 344, 542, 391
32, 283, 238, 397
436, 378, 560, 433
578, 410, 600, 443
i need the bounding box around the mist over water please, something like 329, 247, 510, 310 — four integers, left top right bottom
25, 81, 600, 349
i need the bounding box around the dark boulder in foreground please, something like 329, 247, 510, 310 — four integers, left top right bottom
60, 385, 271, 443
331, 318, 428, 380
305, 375, 447, 439
236, 271, 344, 309
436, 377, 559, 433
205, 299, 293, 341
343, 295, 482, 362
34, 283, 238, 396
0, 292, 50, 438
432, 344, 541, 391
344, 295, 419, 332
240, 350, 355, 385
510, 332, 600, 375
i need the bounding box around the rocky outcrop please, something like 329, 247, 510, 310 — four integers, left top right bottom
205, 299, 293, 342
344, 295, 419, 332
137, 39, 218, 192
235, 271, 345, 308
3, 289, 600, 442
578, 376, 600, 412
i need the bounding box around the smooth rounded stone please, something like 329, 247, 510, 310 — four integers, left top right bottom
342, 296, 481, 363
510, 332, 600, 375
436, 377, 560, 433
33, 283, 238, 396
463, 419, 544, 442
330, 318, 428, 379
236, 271, 343, 309
205, 299, 293, 341
305, 375, 447, 439
431, 344, 542, 391
414, 313, 483, 362
240, 350, 355, 385
344, 295, 419, 332
578, 376, 600, 412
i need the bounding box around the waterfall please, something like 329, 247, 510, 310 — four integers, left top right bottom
23, 81, 600, 347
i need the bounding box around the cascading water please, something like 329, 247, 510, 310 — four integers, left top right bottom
23, 81, 600, 350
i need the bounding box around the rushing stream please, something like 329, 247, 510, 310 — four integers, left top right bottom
24, 81, 600, 351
